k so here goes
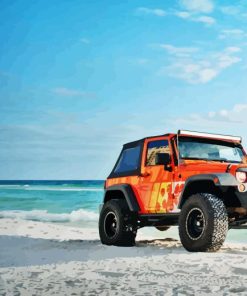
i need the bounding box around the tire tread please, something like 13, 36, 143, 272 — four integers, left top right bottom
179, 193, 228, 252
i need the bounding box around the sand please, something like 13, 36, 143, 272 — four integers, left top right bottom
0, 218, 247, 295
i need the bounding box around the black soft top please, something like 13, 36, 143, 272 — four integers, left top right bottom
108, 133, 171, 179
123, 133, 171, 148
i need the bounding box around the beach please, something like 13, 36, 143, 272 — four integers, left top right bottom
0, 218, 247, 296
2, 0, 247, 293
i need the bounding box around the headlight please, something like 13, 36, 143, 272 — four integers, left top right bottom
236, 171, 247, 183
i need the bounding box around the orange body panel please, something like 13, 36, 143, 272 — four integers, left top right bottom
106, 133, 246, 214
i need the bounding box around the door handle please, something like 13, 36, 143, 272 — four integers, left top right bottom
139, 172, 150, 177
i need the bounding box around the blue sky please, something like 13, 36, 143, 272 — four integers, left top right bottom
1, 0, 247, 179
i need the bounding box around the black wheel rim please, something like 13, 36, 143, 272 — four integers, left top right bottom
186, 208, 205, 240
104, 211, 118, 239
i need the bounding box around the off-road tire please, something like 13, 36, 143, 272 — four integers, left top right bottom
99, 199, 137, 246
179, 193, 228, 252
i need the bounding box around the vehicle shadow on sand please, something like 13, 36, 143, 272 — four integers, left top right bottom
1, 235, 244, 268
0, 235, 184, 268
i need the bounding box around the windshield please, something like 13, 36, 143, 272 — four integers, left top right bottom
178, 137, 244, 163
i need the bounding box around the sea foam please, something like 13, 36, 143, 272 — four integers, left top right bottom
0, 209, 99, 222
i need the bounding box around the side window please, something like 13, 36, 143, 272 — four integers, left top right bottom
114, 145, 141, 173
146, 140, 170, 166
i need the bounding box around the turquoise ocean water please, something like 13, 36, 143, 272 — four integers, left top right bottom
0, 180, 103, 227
0, 180, 246, 243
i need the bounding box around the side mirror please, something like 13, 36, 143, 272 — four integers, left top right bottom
155, 153, 170, 165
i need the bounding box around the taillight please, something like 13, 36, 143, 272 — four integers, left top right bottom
236, 171, 247, 183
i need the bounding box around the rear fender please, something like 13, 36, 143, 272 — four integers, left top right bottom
104, 184, 140, 212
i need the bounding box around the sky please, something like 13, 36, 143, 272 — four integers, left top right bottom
1, 0, 247, 180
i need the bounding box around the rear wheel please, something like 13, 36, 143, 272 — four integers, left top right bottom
99, 199, 137, 246
179, 193, 228, 252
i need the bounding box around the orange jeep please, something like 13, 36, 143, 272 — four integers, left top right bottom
99, 130, 247, 252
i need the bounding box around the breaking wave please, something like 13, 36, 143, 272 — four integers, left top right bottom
0, 209, 99, 222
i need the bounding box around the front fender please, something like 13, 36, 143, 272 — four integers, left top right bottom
178, 173, 238, 208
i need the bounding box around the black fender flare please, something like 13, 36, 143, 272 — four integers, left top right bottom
178, 173, 238, 208
104, 184, 140, 212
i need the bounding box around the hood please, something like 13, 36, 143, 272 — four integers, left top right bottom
180, 160, 247, 175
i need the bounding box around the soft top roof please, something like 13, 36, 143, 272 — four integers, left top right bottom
122, 130, 242, 148
123, 133, 172, 148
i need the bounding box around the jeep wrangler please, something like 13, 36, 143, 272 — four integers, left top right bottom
99, 130, 247, 252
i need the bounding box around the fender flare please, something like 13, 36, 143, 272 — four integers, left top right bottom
104, 184, 140, 212
178, 173, 238, 208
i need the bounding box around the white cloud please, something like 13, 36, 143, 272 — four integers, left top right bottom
219, 109, 228, 117
225, 47, 241, 53
194, 15, 215, 25
163, 62, 218, 84
136, 7, 166, 17
170, 103, 247, 133
232, 104, 247, 113
159, 44, 198, 57
168, 103, 247, 146
220, 6, 241, 15
204, 104, 247, 124
220, 5, 247, 21
208, 111, 216, 118
136, 5, 215, 26
52, 87, 87, 97
159, 45, 242, 84
216, 48, 241, 69
175, 11, 216, 25
219, 29, 246, 40
175, 0, 215, 26
175, 11, 191, 19
81, 38, 90, 44
179, 0, 214, 13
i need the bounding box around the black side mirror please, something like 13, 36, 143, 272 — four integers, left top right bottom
155, 153, 170, 165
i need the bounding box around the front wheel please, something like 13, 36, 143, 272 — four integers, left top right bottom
179, 193, 228, 252
99, 199, 137, 246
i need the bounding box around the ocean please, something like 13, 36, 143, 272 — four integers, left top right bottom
0, 180, 103, 227
0, 180, 246, 243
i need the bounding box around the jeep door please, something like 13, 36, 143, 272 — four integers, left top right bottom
137, 137, 174, 213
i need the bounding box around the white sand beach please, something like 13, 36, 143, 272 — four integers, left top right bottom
0, 218, 247, 296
